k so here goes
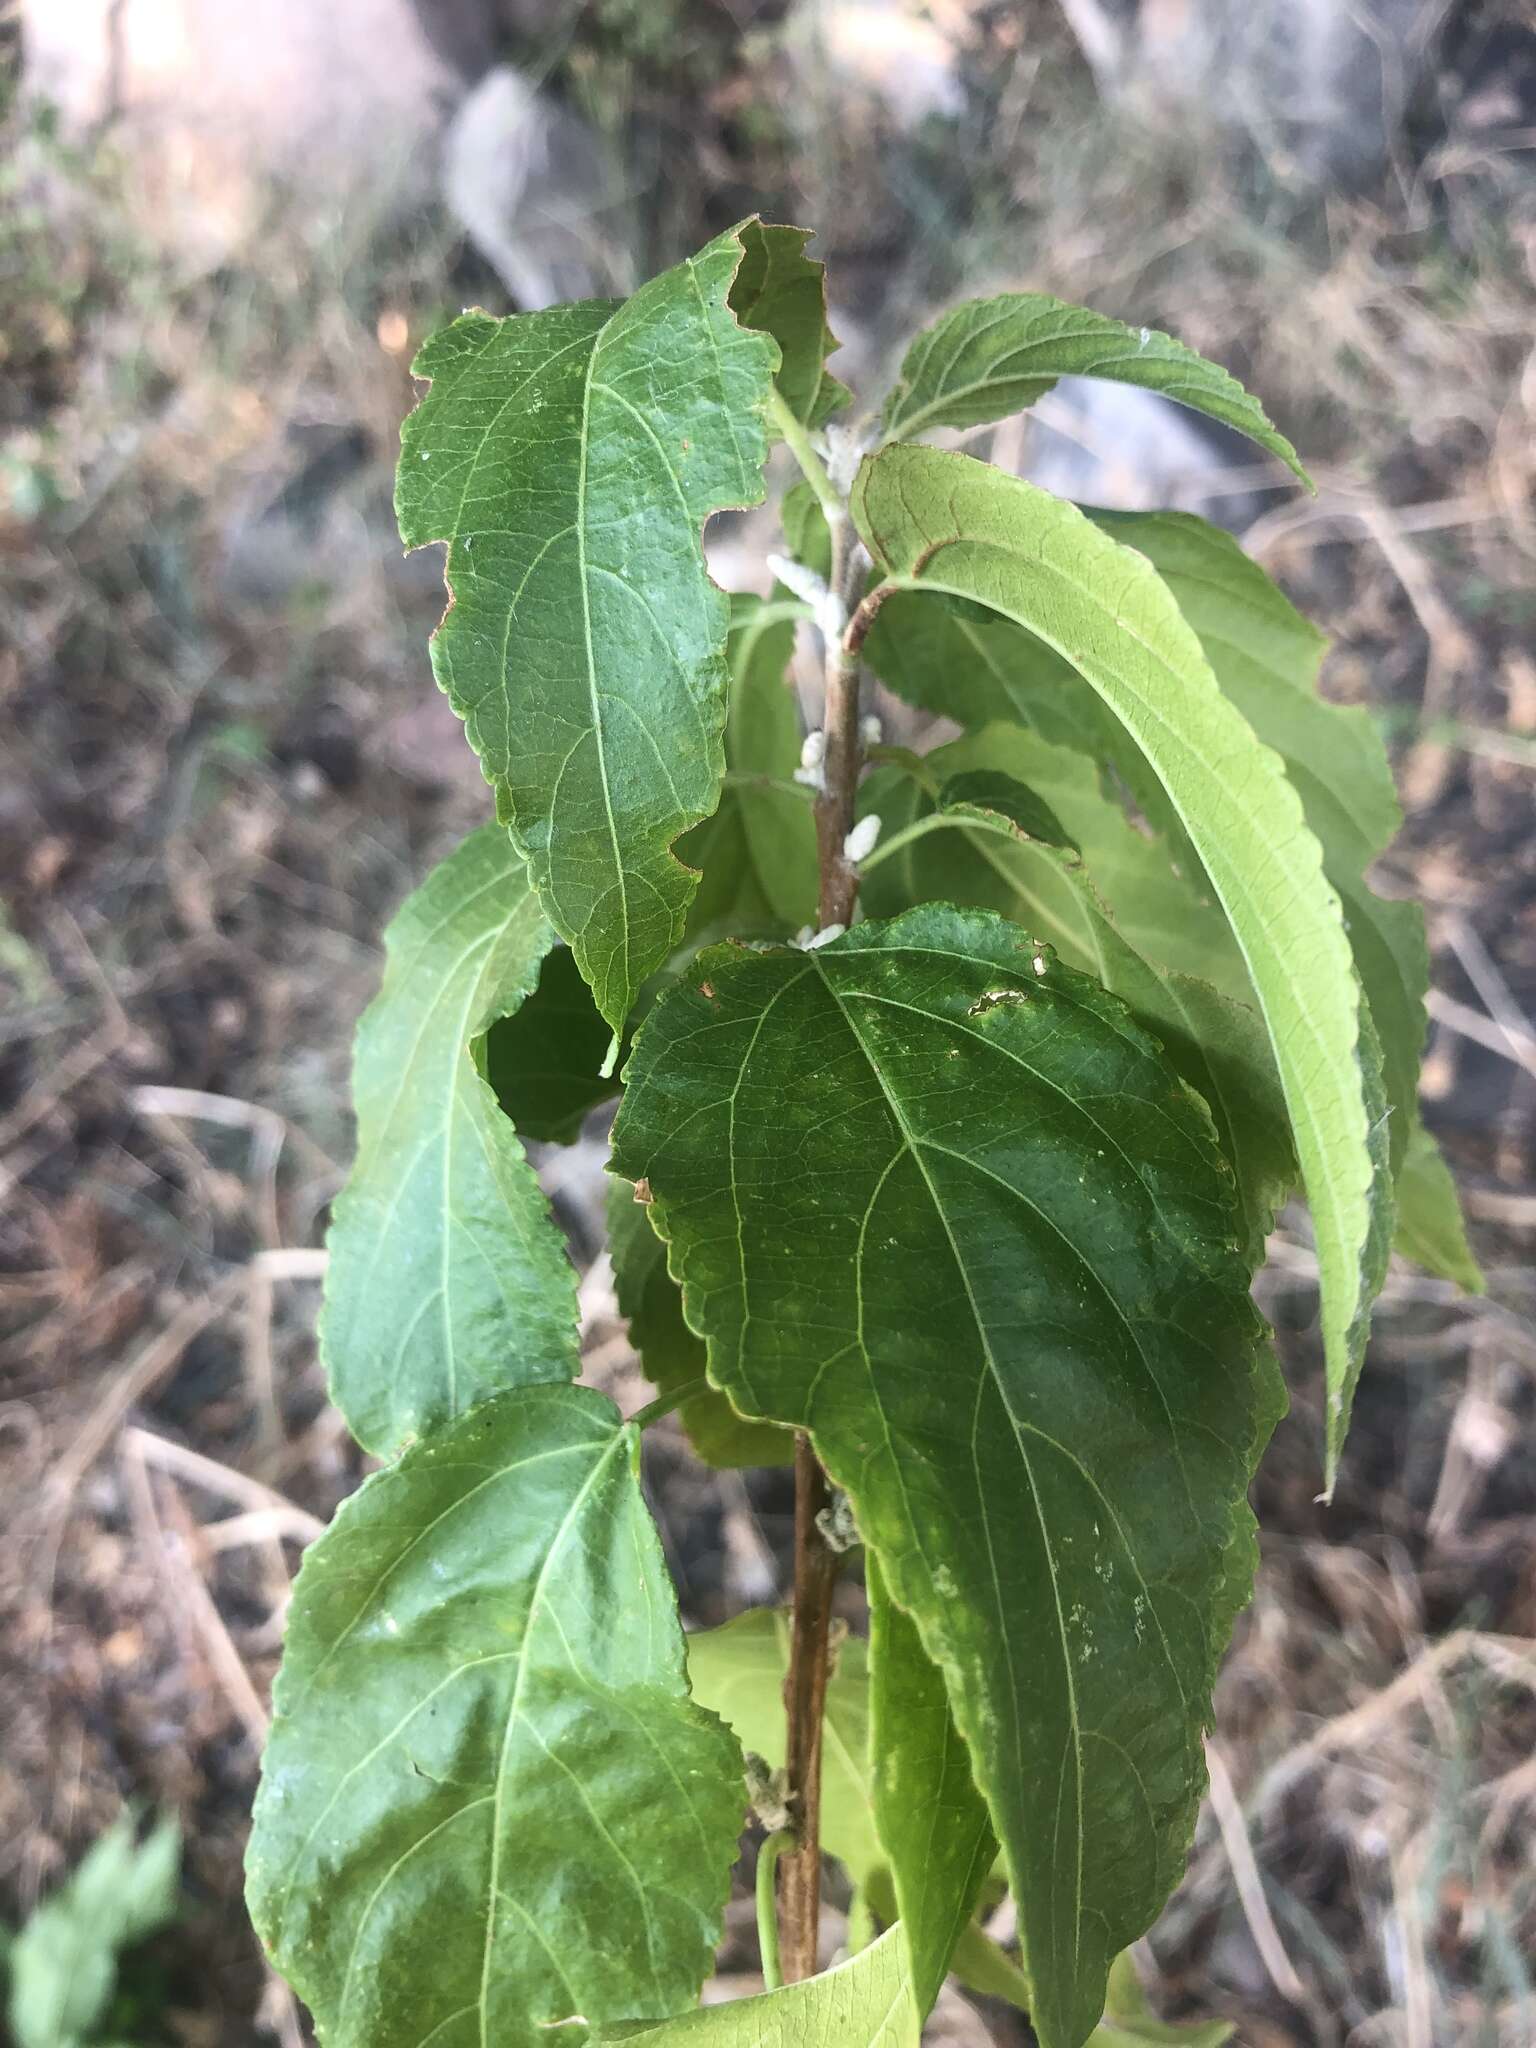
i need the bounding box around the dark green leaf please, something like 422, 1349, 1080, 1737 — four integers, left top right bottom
679, 594, 818, 945
247, 1383, 743, 2048
610, 1182, 793, 1467
397, 226, 779, 1044
868, 1556, 995, 2018
320, 826, 578, 1457
728, 221, 849, 429
860, 732, 1292, 1260
484, 941, 618, 1144
612, 905, 1284, 2048
852, 446, 1386, 1484
595, 1925, 918, 2044
880, 292, 1309, 485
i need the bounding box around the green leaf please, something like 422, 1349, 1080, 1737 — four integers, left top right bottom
678, 595, 818, 945
965, 1938, 1234, 2044
594, 1924, 918, 2045
687, 1598, 996, 2014
319, 826, 578, 1457
610, 1182, 793, 1467
727, 221, 848, 430
8, 1813, 180, 2048
852, 445, 1386, 1483
861, 732, 1293, 1261
880, 292, 1309, 485
1093, 1953, 1233, 2046
1088, 513, 1411, 1144
685, 1610, 882, 1886
612, 905, 1284, 2048
247, 1383, 743, 2048
1089, 510, 1475, 1288
1394, 1121, 1484, 1294
397, 225, 779, 1045
483, 942, 618, 1144
868, 1556, 995, 2018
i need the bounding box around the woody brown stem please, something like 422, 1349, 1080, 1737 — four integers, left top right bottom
778, 500, 866, 1982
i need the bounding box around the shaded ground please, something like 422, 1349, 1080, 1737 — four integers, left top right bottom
2, 11, 1536, 2043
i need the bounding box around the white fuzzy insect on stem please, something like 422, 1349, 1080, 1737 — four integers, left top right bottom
766, 553, 829, 611
843, 813, 881, 864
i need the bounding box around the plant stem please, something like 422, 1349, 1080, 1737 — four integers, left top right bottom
765, 387, 843, 533
778, 492, 867, 1984
779, 1433, 841, 1982
756, 1829, 795, 1992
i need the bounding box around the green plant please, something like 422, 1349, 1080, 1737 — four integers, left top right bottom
5, 1812, 180, 2048
245, 221, 1478, 2045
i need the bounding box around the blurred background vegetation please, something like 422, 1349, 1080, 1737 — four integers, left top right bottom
2, 3, 1535, 2042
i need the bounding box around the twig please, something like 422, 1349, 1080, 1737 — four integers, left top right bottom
123, 1439, 271, 1747
1440, 915, 1536, 1082
122, 1424, 325, 1540
37, 1272, 248, 1536
1203, 1740, 1308, 2009
774, 428, 869, 1983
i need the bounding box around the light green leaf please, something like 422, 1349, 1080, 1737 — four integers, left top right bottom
8, 1812, 180, 2048
1394, 1121, 1484, 1294
685, 1609, 881, 1883
852, 446, 1386, 1482
1089, 510, 1473, 1284
679, 594, 818, 945
595, 1924, 918, 2045
968, 1939, 1234, 2044
868, 1556, 995, 2018
687, 1599, 997, 2013
728, 221, 848, 429
247, 1383, 743, 2048
483, 942, 618, 1144
612, 905, 1284, 2048
1089, 513, 1410, 1143
397, 225, 779, 1044
610, 1183, 793, 1467
319, 826, 578, 1457
1093, 1953, 1233, 2046
861, 732, 1293, 1260
881, 291, 1309, 485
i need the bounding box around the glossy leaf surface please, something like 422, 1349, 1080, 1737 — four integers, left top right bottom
320, 826, 577, 1456
861, 732, 1293, 1259
880, 292, 1308, 484
247, 1384, 743, 2048
398, 225, 780, 1042
613, 905, 1283, 2048
852, 445, 1385, 1480
610, 1184, 792, 1467
597, 1926, 918, 2045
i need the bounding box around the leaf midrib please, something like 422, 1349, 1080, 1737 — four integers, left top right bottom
805, 957, 1089, 1992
